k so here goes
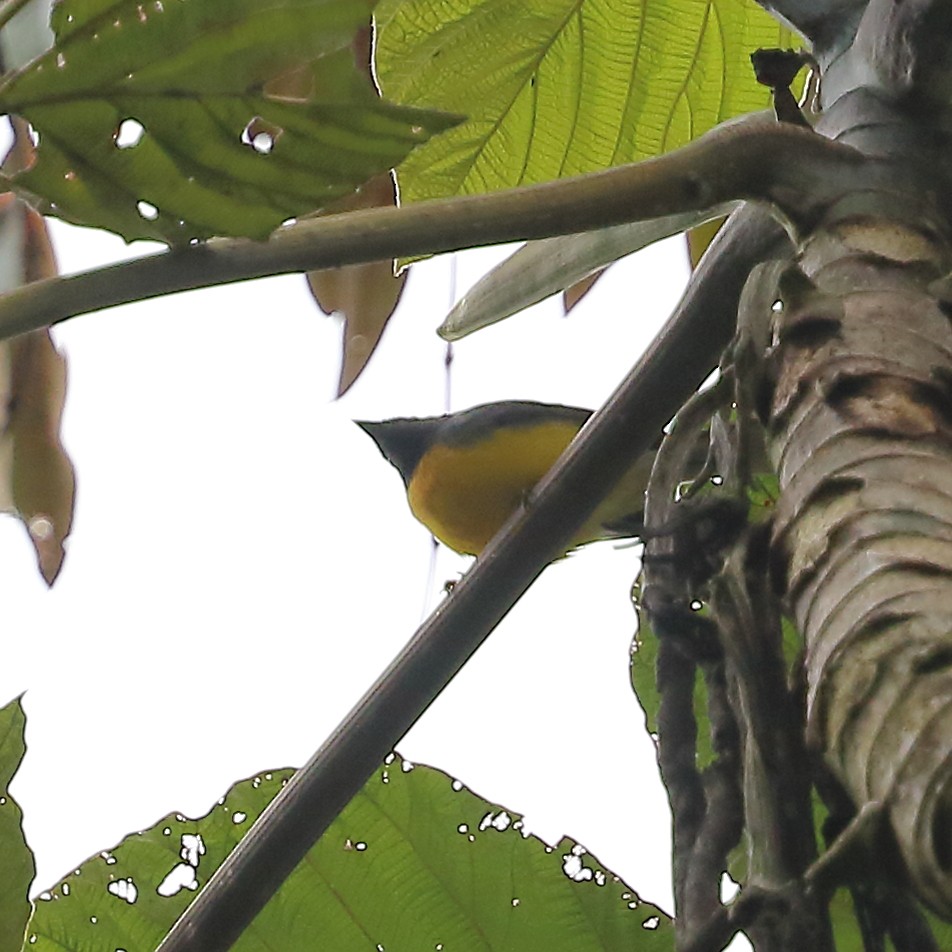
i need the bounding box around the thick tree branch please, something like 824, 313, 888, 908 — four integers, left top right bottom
0, 114, 859, 341
156, 204, 790, 952
853, 0, 952, 106
754, 0, 866, 48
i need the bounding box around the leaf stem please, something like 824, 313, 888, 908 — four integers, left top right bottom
0, 114, 860, 342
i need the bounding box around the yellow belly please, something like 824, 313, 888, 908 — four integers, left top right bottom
407, 421, 580, 555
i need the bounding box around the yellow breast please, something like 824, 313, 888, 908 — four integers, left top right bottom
407, 421, 582, 556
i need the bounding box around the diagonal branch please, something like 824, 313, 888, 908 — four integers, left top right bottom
0, 113, 860, 342
156, 203, 791, 952
0, 0, 36, 39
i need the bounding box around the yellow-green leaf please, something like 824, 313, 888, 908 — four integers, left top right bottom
376, 0, 794, 204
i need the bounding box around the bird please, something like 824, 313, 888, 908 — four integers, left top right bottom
357, 400, 655, 557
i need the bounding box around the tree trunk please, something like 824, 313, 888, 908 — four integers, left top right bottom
645, 2, 952, 946
762, 5, 952, 918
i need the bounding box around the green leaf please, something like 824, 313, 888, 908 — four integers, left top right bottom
686, 216, 726, 269
922, 908, 952, 949
824, 886, 952, 950
0, 0, 460, 243
0, 695, 34, 952
29, 757, 673, 950
691, 661, 714, 770
631, 584, 714, 769
438, 205, 735, 340
746, 471, 779, 518
826, 889, 867, 952
376, 0, 795, 204
630, 580, 661, 737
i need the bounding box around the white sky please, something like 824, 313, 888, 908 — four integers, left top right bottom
0, 215, 692, 915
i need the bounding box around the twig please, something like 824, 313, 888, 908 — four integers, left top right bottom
805, 801, 888, 897
680, 884, 773, 952
682, 661, 744, 928
655, 637, 706, 923
814, 790, 939, 951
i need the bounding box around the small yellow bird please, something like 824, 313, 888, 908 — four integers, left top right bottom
357, 400, 654, 557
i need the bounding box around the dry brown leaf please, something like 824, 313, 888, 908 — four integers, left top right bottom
303, 23, 407, 395
562, 269, 606, 314
6, 326, 75, 585
306, 173, 407, 396
302, 25, 407, 396
0, 120, 76, 585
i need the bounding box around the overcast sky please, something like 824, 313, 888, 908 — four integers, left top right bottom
1, 212, 692, 916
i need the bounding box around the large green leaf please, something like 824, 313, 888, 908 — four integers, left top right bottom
29, 757, 672, 950
0, 0, 460, 243
0, 696, 33, 952
375, 0, 795, 204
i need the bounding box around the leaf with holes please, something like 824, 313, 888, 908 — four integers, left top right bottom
375, 0, 795, 204
28, 757, 672, 950
0, 0, 461, 243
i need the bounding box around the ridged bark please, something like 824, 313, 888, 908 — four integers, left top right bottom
759, 213, 952, 915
